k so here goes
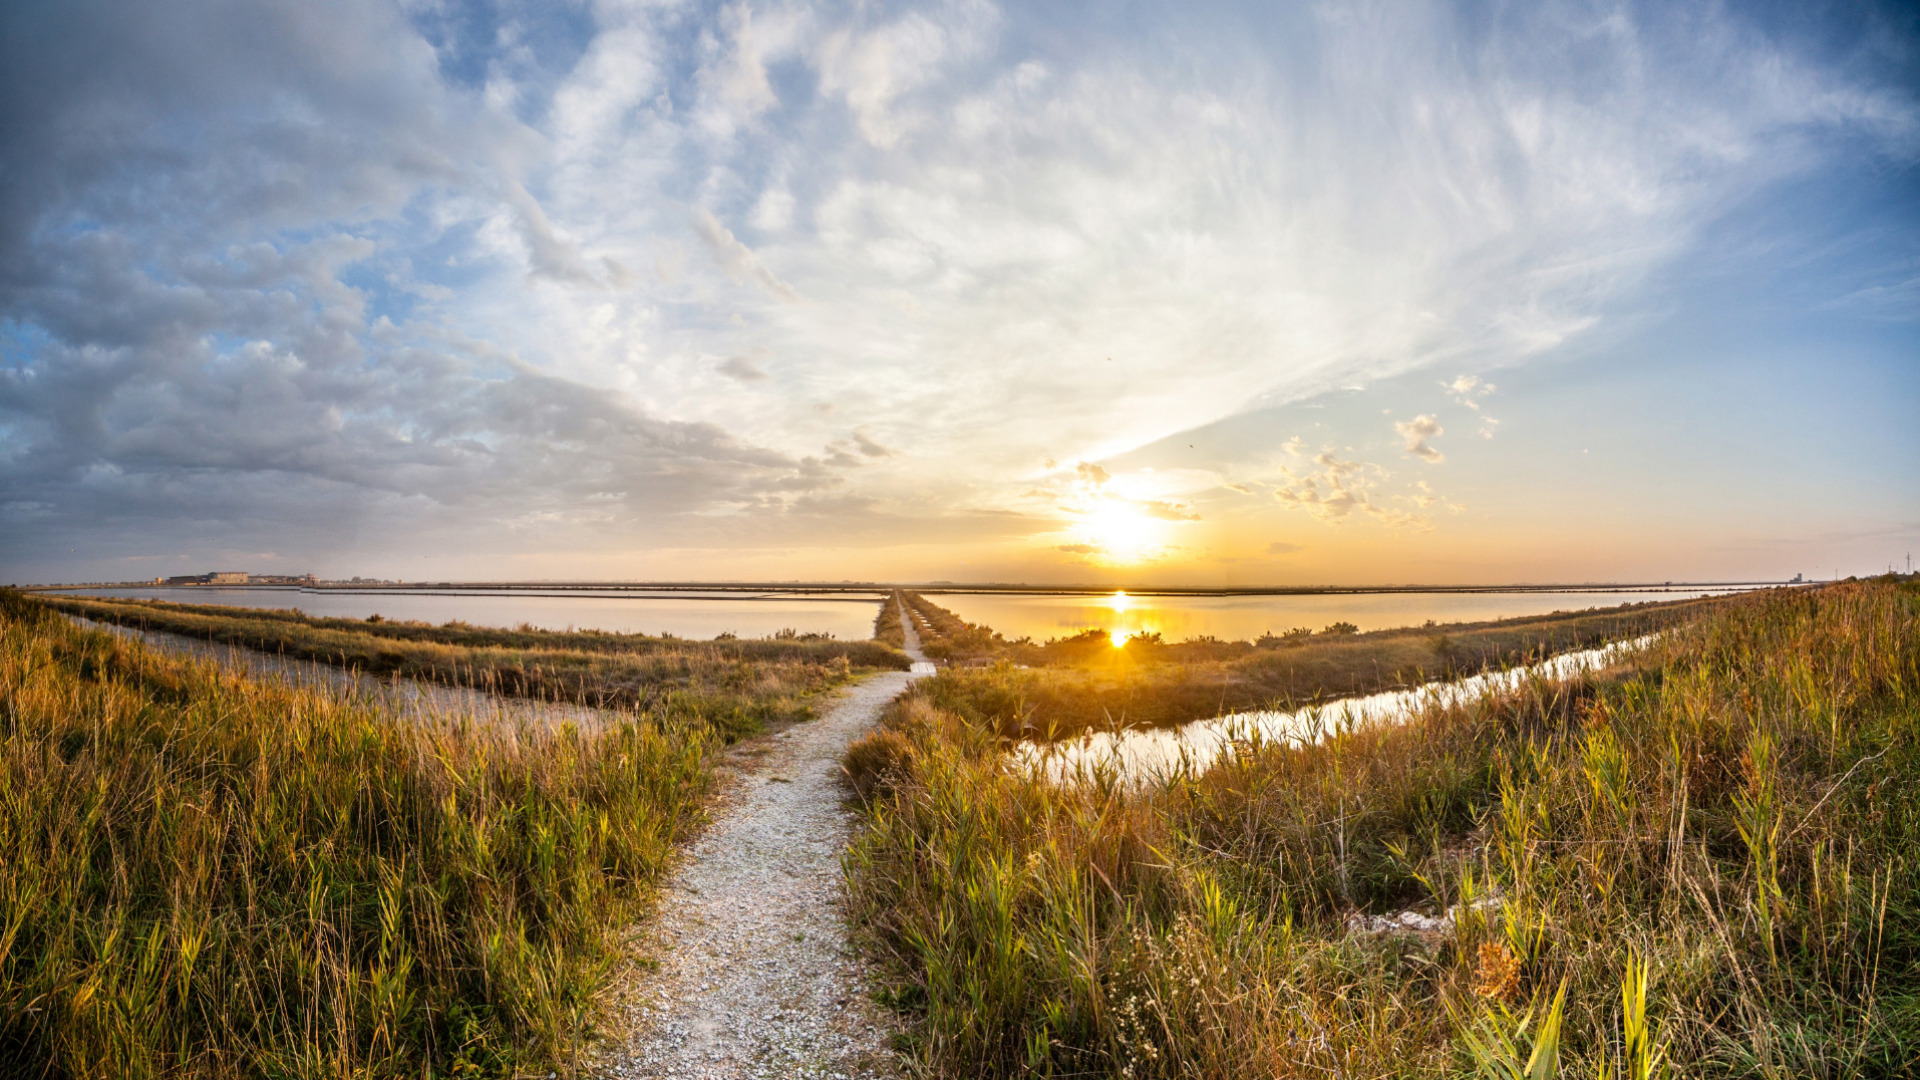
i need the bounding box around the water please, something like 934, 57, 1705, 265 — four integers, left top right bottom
60, 586, 884, 641
935, 588, 1745, 644
1018, 635, 1658, 784
73, 617, 613, 729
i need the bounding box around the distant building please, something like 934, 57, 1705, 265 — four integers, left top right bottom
164, 570, 317, 586
247, 573, 319, 586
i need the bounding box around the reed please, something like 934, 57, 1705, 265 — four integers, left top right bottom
844, 578, 1920, 1078
0, 588, 726, 1077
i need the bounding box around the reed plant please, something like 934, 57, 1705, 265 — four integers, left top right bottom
844, 578, 1920, 1077
0, 590, 717, 1076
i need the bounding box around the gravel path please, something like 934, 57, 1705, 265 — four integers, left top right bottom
593, 597, 929, 1079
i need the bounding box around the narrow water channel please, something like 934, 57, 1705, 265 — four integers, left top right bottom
71, 616, 616, 729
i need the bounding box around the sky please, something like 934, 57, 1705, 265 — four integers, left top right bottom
1, 0, 1915, 587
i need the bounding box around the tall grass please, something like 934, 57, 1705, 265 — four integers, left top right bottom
46, 595, 907, 741
875, 593, 907, 649
0, 590, 717, 1076
844, 579, 1920, 1077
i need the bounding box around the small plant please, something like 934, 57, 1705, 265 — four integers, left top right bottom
1456, 981, 1569, 1080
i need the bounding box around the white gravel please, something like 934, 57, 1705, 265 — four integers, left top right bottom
592, 600, 929, 1079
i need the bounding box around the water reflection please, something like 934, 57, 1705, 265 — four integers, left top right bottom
1019, 635, 1658, 784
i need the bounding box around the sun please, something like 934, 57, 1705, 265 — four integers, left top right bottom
1079, 501, 1167, 563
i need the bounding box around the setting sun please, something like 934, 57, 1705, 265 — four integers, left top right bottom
1079, 503, 1168, 563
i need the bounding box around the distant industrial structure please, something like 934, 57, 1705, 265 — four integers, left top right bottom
161, 571, 317, 587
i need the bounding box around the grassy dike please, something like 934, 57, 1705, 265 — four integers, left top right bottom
842, 579, 1920, 1077
0, 588, 838, 1077
42, 594, 908, 741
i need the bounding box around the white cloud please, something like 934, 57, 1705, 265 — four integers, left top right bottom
692, 208, 801, 301
1395, 415, 1445, 463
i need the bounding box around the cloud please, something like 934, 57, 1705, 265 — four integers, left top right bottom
1444, 375, 1494, 410
1055, 542, 1099, 554
506, 182, 604, 285
1395, 415, 1445, 463
1266, 540, 1303, 555
1076, 461, 1111, 485
718, 354, 769, 381
1272, 449, 1429, 529
1445, 374, 1501, 437
1139, 499, 1200, 521
692, 208, 801, 301
851, 428, 896, 457
813, 5, 995, 147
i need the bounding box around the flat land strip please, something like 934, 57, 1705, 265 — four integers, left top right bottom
899, 589, 1724, 738
41, 594, 908, 739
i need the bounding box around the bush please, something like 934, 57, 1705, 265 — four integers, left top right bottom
844, 728, 916, 800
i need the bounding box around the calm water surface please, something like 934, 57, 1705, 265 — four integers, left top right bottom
63, 587, 885, 640
936, 588, 1747, 643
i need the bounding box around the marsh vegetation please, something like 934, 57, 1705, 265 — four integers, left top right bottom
844, 579, 1920, 1077
0, 590, 728, 1076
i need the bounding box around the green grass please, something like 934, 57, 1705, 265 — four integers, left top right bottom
843, 579, 1920, 1078
44, 595, 908, 742
908, 593, 1718, 739
0, 588, 747, 1076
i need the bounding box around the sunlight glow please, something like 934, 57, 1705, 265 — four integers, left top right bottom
1107, 590, 1131, 612
1109, 629, 1128, 648
1079, 503, 1169, 564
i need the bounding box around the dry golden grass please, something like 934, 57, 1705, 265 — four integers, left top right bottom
845, 579, 1920, 1078
0, 589, 719, 1077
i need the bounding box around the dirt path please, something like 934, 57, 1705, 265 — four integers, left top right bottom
592, 599, 929, 1079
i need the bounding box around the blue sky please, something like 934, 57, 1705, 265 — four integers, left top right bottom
0, 0, 1914, 585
